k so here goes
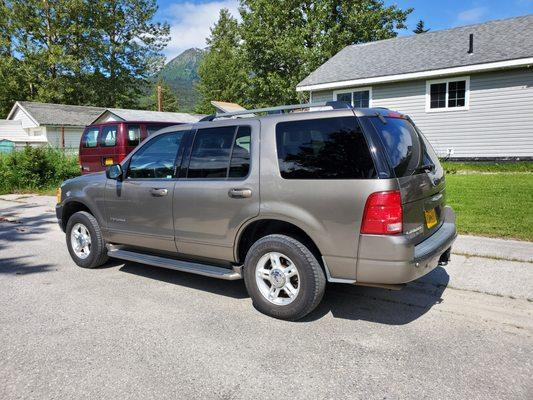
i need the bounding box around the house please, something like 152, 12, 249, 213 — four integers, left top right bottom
6, 101, 105, 148
4, 101, 202, 150
91, 108, 202, 125
297, 15, 533, 160
0, 120, 47, 152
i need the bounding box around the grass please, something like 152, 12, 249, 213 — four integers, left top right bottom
442, 161, 533, 173
445, 162, 533, 241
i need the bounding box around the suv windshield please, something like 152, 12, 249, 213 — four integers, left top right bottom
369, 116, 439, 177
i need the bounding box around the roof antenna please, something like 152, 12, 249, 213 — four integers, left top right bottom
467, 33, 474, 54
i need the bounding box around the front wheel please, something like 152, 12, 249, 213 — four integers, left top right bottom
66, 211, 108, 269
243, 234, 326, 321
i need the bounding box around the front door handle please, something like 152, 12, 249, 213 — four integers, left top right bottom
228, 188, 252, 198
150, 188, 168, 197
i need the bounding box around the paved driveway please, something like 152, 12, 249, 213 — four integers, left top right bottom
0, 195, 532, 400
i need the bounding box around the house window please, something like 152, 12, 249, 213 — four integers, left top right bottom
334, 88, 371, 108
426, 77, 469, 111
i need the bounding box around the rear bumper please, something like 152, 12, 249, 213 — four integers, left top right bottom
356, 206, 456, 284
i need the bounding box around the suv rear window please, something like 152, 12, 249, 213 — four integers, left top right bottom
369, 117, 438, 177
275, 117, 376, 179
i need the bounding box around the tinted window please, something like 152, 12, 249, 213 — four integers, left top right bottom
147, 125, 167, 136
276, 117, 376, 179
187, 126, 236, 178
126, 125, 141, 147
128, 132, 185, 179
370, 117, 438, 177
100, 125, 117, 147
82, 128, 99, 148
229, 126, 251, 178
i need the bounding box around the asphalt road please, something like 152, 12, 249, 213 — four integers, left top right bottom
0, 195, 532, 400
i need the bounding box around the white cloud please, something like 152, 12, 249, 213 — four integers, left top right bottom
162, 1, 240, 60
456, 7, 488, 25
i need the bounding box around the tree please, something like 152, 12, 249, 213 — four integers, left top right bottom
195, 9, 250, 114
239, 0, 412, 106
0, 0, 169, 115
413, 20, 430, 34
195, 0, 412, 109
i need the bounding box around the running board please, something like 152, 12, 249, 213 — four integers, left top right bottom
107, 248, 243, 281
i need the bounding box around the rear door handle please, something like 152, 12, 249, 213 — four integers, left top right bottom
228, 188, 252, 198
150, 188, 168, 197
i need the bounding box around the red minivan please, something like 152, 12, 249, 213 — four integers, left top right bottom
79, 122, 178, 174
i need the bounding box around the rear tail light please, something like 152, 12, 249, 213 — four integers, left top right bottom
361, 190, 403, 235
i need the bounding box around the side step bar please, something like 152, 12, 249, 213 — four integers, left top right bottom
107, 248, 243, 281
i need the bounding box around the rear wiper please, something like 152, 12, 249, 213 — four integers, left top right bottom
414, 163, 435, 174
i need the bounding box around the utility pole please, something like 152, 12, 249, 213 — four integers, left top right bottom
157, 85, 163, 111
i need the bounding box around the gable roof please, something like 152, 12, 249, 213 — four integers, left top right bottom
7, 101, 105, 126
297, 14, 533, 91
91, 108, 204, 124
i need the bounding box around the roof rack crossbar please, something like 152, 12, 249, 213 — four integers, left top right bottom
200, 101, 352, 122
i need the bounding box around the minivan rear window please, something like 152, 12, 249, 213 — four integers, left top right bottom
82, 128, 99, 148
369, 117, 438, 177
275, 117, 376, 179
100, 125, 118, 147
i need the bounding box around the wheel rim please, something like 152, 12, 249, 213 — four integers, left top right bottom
70, 223, 92, 260
255, 252, 300, 306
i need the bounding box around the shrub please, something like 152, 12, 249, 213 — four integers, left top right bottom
0, 147, 80, 194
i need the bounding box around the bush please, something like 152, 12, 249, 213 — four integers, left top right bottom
0, 147, 80, 194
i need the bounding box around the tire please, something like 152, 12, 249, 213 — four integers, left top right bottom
65, 211, 109, 269
243, 234, 326, 321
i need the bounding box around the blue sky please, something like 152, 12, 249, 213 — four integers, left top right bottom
155, 0, 533, 60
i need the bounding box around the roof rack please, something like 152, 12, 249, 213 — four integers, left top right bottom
199, 101, 352, 122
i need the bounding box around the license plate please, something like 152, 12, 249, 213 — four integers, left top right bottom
424, 208, 438, 229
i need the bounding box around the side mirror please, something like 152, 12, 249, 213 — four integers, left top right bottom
106, 164, 123, 180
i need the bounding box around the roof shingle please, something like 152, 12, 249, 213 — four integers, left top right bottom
16, 101, 105, 126
298, 15, 533, 88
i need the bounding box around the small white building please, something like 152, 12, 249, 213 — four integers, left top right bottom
4, 102, 203, 150
6, 101, 105, 148
0, 120, 48, 151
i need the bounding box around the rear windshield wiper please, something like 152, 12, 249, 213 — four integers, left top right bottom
414, 163, 435, 174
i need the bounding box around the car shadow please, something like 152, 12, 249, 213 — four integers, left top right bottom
302, 267, 450, 324
117, 259, 449, 324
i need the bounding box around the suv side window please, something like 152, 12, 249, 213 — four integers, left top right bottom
82, 127, 99, 148
275, 117, 376, 179
188, 126, 251, 179
127, 131, 186, 179
229, 126, 251, 178
100, 125, 118, 147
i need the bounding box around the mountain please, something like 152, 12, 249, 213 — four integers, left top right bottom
157, 48, 205, 112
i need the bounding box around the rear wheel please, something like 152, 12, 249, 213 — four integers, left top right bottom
243, 234, 326, 320
66, 211, 108, 269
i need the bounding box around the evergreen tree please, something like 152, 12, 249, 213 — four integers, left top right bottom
146, 80, 180, 112
195, 9, 249, 114
413, 20, 430, 34
196, 0, 412, 109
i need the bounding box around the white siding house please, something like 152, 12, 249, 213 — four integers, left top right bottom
5, 102, 104, 149
297, 15, 533, 159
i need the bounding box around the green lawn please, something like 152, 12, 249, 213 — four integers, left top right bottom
445, 170, 533, 241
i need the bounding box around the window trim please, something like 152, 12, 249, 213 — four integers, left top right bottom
425, 76, 470, 113
333, 87, 372, 108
